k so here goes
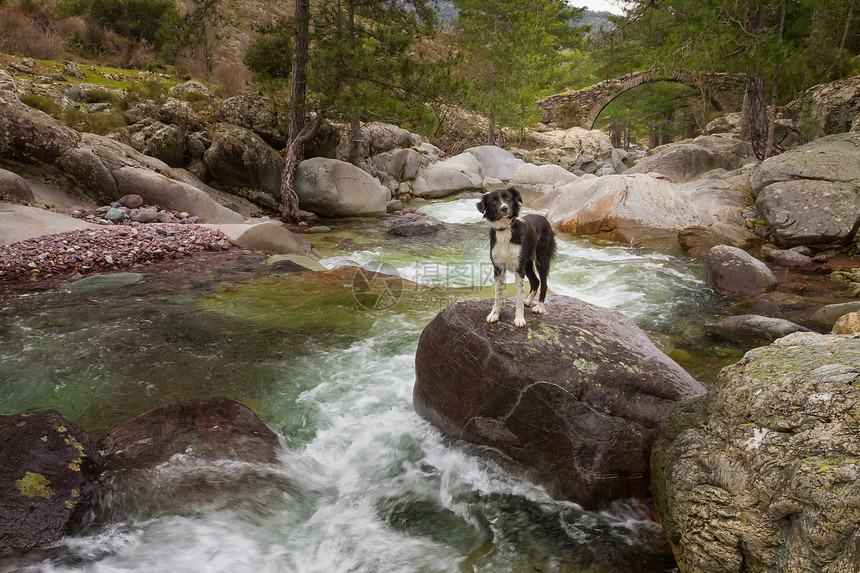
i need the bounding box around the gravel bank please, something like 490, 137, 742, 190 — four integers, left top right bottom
0, 224, 232, 281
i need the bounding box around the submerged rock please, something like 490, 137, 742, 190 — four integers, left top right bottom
99, 398, 281, 474
0, 410, 100, 554
413, 295, 706, 510
652, 332, 860, 572
707, 314, 812, 348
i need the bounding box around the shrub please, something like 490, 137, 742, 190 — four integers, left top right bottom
19, 92, 61, 116
84, 88, 119, 105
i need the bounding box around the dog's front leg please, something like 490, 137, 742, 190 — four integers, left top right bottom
514, 273, 526, 327
486, 267, 504, 323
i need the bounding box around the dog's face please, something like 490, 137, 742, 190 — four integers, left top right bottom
477, 188, 522, 222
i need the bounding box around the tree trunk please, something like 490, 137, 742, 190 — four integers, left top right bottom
739, 10, 767, 160
280, 0, 312, 223
765, 4, 786, 160
836, 1, 856, 75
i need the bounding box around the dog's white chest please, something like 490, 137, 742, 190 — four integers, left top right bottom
491, 229, 521, 271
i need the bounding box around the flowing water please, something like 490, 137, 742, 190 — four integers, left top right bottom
0, 197, 733, 572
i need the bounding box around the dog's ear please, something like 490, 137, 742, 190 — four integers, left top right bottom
510, 188, 523, 205
476, 195, 487, 214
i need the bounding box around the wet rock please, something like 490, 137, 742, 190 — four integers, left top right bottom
652, 332, 860, 573
414, 295, 706, 510
388, 211, 446, 237
0, 410, 100, 554
707, 314, 812, 348
811, 301, 860, 330
762, 246, 813, 268
60, 272, 146, 294
98, 398, 281, 473
704, 245, 778, 296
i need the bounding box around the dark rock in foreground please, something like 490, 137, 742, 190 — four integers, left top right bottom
413, 295, 706, 510
99, 397, 281, 474
0, 411, 100, 554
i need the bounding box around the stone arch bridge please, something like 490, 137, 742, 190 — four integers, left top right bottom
538, 66, 747, 130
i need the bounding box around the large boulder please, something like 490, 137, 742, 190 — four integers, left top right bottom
218, 95, 285, 147
0, 410, 100, 554
465, 145, 524, 181
752, 132, 860, 247
411, 152, 483, 199
704, 245, 778, 296
788, 74, 860, 137
529, 127, 622, 175
295, 157, 389, 217
707, 314, 812, 348
203, 123, 285, 204
413, 295, 706, 510
111, 167, 245, 224
652, 332, 860, 573
0, 92, 80, 164
508, 163, 581, 206
627, 135, 757, 183
546, 173, 753, 247
0, 168, 34, 203
214, 220, 320, 257
337, 122, 416, 162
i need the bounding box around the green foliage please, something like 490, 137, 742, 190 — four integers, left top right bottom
56, 0, 179, 49
124, 79, 168, 103
18, 92, 61, 116
308, 0, 462, 137
244, 22, 293, 84
84, 88, 119, 105
61, 106, 128, 134
452, 0, 587, 138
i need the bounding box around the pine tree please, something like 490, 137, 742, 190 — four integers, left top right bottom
453, 0, 585, 144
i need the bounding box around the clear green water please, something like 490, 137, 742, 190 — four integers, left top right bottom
0, 198, 727, 572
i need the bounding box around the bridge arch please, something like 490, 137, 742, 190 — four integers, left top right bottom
538, 67, 746, 130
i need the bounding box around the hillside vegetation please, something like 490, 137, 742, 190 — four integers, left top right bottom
0, 0, 857, 154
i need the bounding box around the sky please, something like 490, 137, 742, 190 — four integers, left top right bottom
574, 1, 628, 15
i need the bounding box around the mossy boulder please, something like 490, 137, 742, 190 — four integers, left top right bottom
413, 294, 706, 510
652, 332, 860, 572
0, 410, 100, 554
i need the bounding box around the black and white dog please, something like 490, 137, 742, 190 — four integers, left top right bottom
477, 188, 556, 328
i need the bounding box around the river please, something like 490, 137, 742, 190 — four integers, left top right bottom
1, 197, 733, 572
